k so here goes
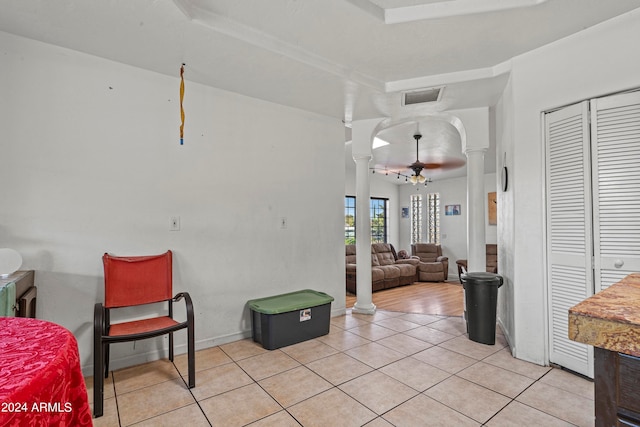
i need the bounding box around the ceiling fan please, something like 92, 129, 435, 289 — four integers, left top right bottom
370, 127, 466, 184
371, 131, 433, 186
408, 133, 428, 185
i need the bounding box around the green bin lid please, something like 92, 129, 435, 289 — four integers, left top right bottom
248, 289, 334, 314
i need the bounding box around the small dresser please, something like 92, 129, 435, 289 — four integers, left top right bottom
0, 270, 37, 317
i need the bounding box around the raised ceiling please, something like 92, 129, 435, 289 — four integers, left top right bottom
1, 0, 639, 121
2, 1, 639, 179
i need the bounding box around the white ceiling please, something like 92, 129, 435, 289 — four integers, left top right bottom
2, 0, 640, 181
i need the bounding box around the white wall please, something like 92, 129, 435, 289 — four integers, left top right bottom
398, 174, 497, 278
0, 31, 346, 374
497, 8, 640, 365
495, 77, 516, 352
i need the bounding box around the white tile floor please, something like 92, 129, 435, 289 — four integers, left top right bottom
87, 310, 595, 426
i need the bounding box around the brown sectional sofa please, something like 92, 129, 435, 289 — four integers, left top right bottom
345, 243, 420, 294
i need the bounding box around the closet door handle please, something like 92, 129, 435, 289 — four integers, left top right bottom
614, 259, 624, 268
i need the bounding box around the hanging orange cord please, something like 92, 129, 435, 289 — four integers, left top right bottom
179, 64, 185, 145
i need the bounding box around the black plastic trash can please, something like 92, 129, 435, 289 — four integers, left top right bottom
461, 272, 503, 345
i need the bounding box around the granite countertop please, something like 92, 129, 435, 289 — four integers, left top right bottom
569, 273, 640, 357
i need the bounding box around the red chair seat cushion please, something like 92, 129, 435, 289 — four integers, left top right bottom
108, 316, 179, 337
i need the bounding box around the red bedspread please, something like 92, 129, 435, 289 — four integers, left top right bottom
0, 317, 92, 426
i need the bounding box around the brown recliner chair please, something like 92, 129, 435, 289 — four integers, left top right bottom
411, 243, 448, 282
456, 244, 498, 281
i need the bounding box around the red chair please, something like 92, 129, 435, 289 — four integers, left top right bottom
93, 250, 194, 417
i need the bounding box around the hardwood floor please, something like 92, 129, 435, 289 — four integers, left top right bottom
345, 280, 464, 317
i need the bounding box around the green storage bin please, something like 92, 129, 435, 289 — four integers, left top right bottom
248, 289, 334, 350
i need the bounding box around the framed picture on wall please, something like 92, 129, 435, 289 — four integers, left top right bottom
401, 207, 409, 218
488, 192, 497, 225
445, 205, 461, 216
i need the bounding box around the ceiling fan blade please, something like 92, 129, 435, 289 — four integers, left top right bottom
375, 156, 466, 175
422, 158, 467, 170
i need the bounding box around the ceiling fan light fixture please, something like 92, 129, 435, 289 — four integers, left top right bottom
370, 131, 433, 186
409, 174, 426, 185
408, 133, 427, 185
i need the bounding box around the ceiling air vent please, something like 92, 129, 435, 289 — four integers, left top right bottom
402, 86, 444, 106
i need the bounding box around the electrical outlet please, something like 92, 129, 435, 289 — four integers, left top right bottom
170, 216, 180, 231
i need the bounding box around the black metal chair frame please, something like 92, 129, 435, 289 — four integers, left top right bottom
93, 293, 195, 417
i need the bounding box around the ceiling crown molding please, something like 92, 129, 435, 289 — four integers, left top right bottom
386, 60, 512, 93
346, 0, 549, 24
172, 0, 384, 92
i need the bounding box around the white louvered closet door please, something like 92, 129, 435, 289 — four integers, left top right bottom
591, 91, 640, 291
545, 101, 594, 377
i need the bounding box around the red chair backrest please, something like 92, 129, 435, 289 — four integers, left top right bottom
103, 250, 173, 308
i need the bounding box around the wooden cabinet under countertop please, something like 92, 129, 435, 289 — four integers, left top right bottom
594, 348, 640, 426
570, 273, 640, 427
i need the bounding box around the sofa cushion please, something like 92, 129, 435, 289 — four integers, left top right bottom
396, 258, 419, 267
394, 262, 416, 277
411, 243, 441, 262
371, 245, 381, 266
346, 244, 382, 267
419, 269, 445, 282
371, 267, 385, 282
377, 265, 400, 279
345, 244, 357, 264
419, 262, 444, 274
372, 243, 396, 266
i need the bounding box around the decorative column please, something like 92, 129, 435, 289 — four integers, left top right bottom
465, 147, 487, 272
353, 153, 376, 314
350, 118, 383, 315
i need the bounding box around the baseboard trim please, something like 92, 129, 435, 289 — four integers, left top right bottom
497, 317, 514, 355
82, 330, 252, 376
83, 309, 351, 376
